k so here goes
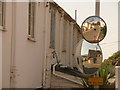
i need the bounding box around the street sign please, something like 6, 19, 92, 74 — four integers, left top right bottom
88, 77, 103, 85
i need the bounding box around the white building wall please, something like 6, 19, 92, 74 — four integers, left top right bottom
2, 2, 13, 88
45, 3, 82, 87
66, 21, 70, 66
12, 2, 46, 88
69, 23, 74, 67
61, 19, 67, 65
55, 10, 61, 62
2, 2, 47, 88
2, 2, 82, 88
42, 3, 52, 88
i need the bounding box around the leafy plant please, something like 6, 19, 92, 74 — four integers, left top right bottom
107, 50, 120, 66
99, 61, 115, 86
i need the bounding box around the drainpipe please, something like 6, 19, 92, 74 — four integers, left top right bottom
10, 2, 16, 88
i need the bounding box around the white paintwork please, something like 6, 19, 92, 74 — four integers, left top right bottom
10, 2, 45, 88
2, 2, 12, 88
2, 2, 82, 88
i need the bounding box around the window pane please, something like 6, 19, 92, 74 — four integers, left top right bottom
62, 19, 67, 50
28, 2, 35, 38
0, 1, 3, 26
50, 9, 56, 48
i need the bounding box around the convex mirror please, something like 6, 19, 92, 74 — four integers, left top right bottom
81, 16, 107, 43
75, 40, 102, 75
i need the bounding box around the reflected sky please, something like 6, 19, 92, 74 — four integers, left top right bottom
81, 40, 101, 56
84, 17, 106, 27
85, 17, 101, 24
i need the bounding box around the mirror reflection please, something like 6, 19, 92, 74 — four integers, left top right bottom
75, 40, 102, 75
81, 16, 107, 43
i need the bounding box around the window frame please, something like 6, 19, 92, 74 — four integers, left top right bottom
28, 1, 36, 42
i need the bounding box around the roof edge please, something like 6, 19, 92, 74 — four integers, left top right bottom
49, 2, 81, 32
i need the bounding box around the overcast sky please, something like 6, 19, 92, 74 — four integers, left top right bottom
54, 0, 119, 59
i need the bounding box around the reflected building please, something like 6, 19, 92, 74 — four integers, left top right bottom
82, 49, 102, 68
88, 50, 102, 58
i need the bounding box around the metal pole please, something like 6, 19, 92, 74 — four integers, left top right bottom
75, 10, 77, 21
94, 1, 100, 89
95, 0, 100, 16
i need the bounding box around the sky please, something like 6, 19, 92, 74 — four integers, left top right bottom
54, 0, 119, 59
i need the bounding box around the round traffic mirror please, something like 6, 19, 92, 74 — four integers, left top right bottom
75, 40, 103, 75
81, 16, 107, 43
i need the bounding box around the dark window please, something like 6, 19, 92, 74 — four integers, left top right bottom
0, 1, 4, 27
28, 1, 35, 39
50, 8, 56, 48
62, 19, 67, 51
77, 58, 80, 64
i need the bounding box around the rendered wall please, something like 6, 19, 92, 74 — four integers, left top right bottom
2, 2, 46, 88
2, 2, 12, 88
2, 2, 82, 88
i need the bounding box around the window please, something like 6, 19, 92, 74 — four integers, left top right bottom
28, 1, 36, 41
62, 19, 67, 52
77, 30, 80, 43
50, 8, 56, 48
0, 1, 5, 29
